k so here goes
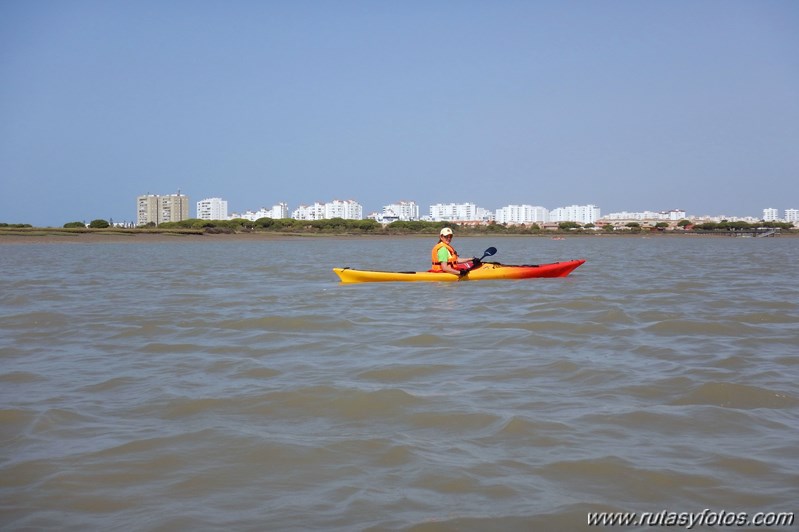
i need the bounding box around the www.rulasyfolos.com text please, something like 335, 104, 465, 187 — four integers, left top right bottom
587, 509, 795, 528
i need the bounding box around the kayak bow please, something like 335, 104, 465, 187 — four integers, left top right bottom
333, 259, 586, 284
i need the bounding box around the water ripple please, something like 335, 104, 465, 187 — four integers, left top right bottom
1, 236, 797, 530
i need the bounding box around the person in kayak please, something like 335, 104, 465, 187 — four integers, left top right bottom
430, 227, 480, 276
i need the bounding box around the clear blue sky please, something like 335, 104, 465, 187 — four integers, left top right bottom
1, 0, 797, 226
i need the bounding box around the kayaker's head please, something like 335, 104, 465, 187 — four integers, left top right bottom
439, 227, 453, 242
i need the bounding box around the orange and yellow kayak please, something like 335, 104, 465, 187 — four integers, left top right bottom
333, 259, 586, 284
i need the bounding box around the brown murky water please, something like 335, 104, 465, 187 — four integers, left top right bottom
1, 236, 797, 530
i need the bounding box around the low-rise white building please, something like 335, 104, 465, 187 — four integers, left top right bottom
691, 214, 760, 224
231, 203, 288, 221
603, 209, 686, 221
785, 209, 798, 224
475, 207, 495, 222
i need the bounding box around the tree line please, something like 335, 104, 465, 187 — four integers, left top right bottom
3, 218, 794, 234
151, 218, 548, 234
689, 220, 793, 231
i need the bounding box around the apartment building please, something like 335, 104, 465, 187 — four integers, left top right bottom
292, 202, 324, 221
383, 201, 420, 222
495, 205, 549, 225
197, 197, 228, 220
549, 204, 601, 224
763, 208, 779, 222
230, 203, 289, 221
137, 192, 190, 226
604, 209, 686, 221
428, 202, 476, 222
762, 208, 799, 223
324, 199, 363, 220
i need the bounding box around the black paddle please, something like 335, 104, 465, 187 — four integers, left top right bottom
477, 247, 497, 262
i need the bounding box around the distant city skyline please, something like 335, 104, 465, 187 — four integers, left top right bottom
128, 192, 797, 227
4, 188, 798, 227
218, 196, 796, 222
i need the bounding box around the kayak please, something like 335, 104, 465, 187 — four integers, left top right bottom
333, 259, 586, 284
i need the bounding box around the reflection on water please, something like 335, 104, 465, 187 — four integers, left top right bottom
1, 236, 797, 530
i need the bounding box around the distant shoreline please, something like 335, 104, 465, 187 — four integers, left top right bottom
1, 228, 795, 244
0, 230, 302, 244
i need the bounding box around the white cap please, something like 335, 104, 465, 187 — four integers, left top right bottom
439, 227, 453, 236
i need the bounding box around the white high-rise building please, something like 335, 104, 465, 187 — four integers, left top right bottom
429, 202, 478, 222
495, 205, 549, 225
272, 202, 289, 219
763, 208, 779, 222
549, 204, 601, 224
197, 198, 228, 220
785, 209, 798, 224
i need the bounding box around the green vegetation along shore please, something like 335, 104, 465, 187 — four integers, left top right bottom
1, 218, 795, 239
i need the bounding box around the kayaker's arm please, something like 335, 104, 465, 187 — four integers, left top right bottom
438, 261, 462, 275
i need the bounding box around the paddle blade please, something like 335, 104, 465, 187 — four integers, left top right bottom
475, 247, 497, 262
